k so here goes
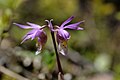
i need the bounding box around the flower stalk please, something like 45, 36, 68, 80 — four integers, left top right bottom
50, 31, 63, 75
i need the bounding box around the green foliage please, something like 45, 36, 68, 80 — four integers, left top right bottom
114, 64, 120, 80
115, 11, 120, 20
0, 9, 12, 34
38, 0, 79, 21
93, 0, 115, 17
42, 50, 55, 71
0, 0, 23, 10
0, 0, 24, 40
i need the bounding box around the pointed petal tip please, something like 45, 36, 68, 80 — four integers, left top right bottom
41, 25, 46, 29
13, 23, 16, 24
81, 20, 85, 23
26, 22, 31, 25
78, 27, 84, 30
45, 20, 49, 24
50, 19, 53, 21
81, 28, 84, 30
71, 16, 75, 18
78, 20, 85, 25
45, 19, 53, 22
20, 42, 23, 44
20, 40, 24, 44
45, 20, 48, 22
68, 16, 75, 20
13, 23, 19, 25
26, 22, 30, 23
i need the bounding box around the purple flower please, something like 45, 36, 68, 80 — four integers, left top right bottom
13, 22, 47, 55
47, 16, 84, 55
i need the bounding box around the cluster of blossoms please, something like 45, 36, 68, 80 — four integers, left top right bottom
14, 16, 84, 55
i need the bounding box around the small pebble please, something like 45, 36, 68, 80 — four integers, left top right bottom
38, 73, 46, 79
23, 57, 32, 67
33, 56, 42, 70
64, 73, 72, 80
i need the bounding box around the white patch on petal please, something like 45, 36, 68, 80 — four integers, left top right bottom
35, 50, 41, 55
35, 42, 42, 55
59, 49, 66, 56
58, 41, 68, 56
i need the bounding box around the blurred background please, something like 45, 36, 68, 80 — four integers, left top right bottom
0, 0, 120, 80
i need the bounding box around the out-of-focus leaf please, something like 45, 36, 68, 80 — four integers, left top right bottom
39, 0, 79, 22
93, 0, 115, 16
0, 0, 23, 10
115, 12, 120, 20
42, 50, 55, 70
114, 64, 120, 77
0, 9, 12, 37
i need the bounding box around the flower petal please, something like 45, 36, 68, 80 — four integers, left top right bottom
38, 31, 47, 44
21, 29, 42, 43
64, 21, 84, 30
22, 29, 37, 39
60, 16, 74, 28
35, 39, 42, 55
31, 30, 39, 40
21, 34, 32, 44
27, 22, 41, 29
58, 41, 68, 55
57, 29, 70, 40
13, 23, 33, 29
35, 32, 47, 55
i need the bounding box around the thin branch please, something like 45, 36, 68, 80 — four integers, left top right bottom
0, 65, 29, 80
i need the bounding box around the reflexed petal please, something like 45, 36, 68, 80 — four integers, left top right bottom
21, 29, 43, 44
21, 34, 32, 44
31, 30, 39, 40
22, 29, 37, 40
27, 22, 41, 28
34, 30, 42, 37
13, 23, 33, 29
57, 29, 70, 40
64, 21, 84, 30
60, 16, 74, 28
76, 27, 84, 30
